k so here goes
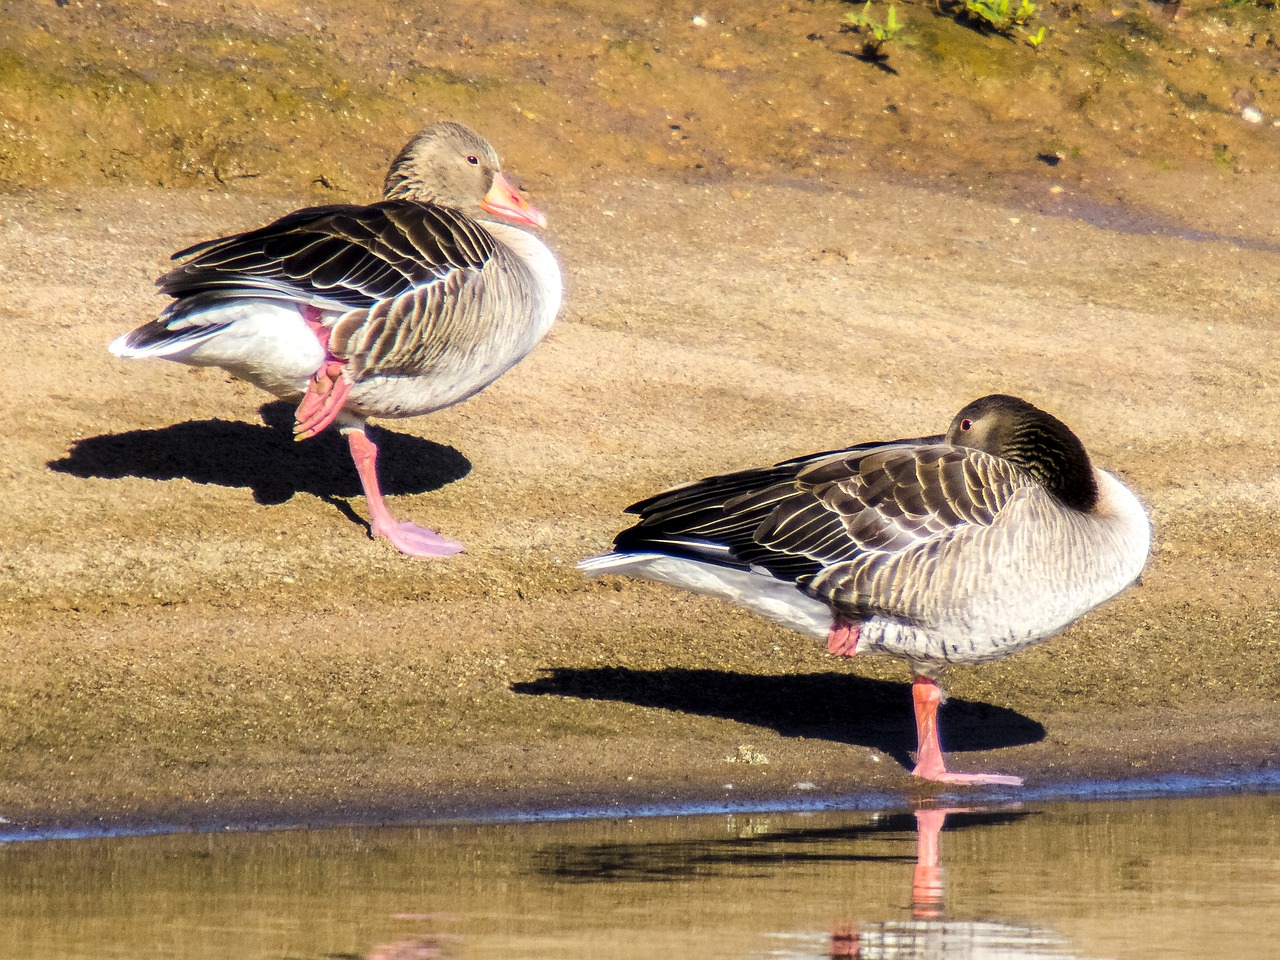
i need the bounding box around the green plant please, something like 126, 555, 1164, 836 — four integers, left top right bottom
843, 2, 905, 61
941, 0, 1048, 47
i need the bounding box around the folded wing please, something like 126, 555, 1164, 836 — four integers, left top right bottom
614, 435, 1036, 619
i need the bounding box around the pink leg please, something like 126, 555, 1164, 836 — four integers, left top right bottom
293, 307, 353, 441
911, 676, 1023, 786
827, 621, 860, 657
829, 923, 859, 958
294, 359, 353, 440
911, 807, 948, 916
346, 427, 464, 557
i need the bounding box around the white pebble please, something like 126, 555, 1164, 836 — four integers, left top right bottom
1242, 106, 1263, 124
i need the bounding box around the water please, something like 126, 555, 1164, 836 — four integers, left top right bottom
1, 793, 1277, 960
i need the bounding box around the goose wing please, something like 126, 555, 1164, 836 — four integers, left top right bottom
614, 446, 866, 582
615, 436, 1036, 596
158, 200, 496, 313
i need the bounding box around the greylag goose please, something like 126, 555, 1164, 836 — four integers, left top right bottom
580, 395, 1151, 785
110, 121, 562, 556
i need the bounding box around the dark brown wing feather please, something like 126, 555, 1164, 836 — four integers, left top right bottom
158, 201, 496, 312
612, 434, 1032, 591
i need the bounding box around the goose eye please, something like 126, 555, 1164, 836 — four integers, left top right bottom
466, 155, 479, 165
960, 418, 972, 431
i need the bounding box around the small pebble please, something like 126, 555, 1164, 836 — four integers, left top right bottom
1242, 106, 1263, 124
691, 13, 707, 27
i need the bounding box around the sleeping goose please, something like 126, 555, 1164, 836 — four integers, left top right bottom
110, 121, 562, 556
579, 395, 1151, 785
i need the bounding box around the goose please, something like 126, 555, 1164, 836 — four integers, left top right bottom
579, 395, 1151, 785
110, 121, 562, 556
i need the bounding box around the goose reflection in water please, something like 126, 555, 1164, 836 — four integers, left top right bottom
359, 933, 460, 960
363, 938, 446, 960
532, 805, 1096, 959
826, 918, 1086, 960
820, 807, 1091, 960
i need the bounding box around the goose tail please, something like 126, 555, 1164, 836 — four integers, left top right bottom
108, 321, 227, 360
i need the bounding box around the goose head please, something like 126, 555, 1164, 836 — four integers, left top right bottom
946, 394, 1099, 511
382, 121, 546, 229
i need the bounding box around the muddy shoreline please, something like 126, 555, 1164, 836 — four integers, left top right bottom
5, 745, 1280, 845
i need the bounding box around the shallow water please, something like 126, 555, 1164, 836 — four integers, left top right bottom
2, 793, 1277, 960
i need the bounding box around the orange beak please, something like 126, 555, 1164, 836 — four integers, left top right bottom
481, 172, 547, 229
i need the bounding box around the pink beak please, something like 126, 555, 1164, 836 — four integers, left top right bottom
481, 172, 547, 229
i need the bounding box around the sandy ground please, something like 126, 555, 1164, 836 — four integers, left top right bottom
2, 0, 1279, 834
2, 166, 1278, 833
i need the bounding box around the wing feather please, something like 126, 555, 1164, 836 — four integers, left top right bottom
610, 437, 1037, 620
157, 201, 496, 312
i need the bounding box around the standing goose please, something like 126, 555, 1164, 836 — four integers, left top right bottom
580, 395, 1151, 785
110, 121, 562, 556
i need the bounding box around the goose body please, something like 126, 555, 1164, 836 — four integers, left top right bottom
110, 122, 561, 556
581, 395, 1151, 785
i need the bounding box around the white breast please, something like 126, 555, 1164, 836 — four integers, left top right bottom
485, 219, 563, 340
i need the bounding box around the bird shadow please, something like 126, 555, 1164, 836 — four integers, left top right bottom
48, 401, 471, 516
531, 807, 1031, 883
840, 47, 900, 75
511, 667, 1044, 771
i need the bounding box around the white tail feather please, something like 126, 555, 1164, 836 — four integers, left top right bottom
108, 301, 326, 399
578, 551, 832, 641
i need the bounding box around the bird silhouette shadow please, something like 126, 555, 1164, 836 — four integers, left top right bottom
48, 401, 471, 518
511, 667, 1044, 771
